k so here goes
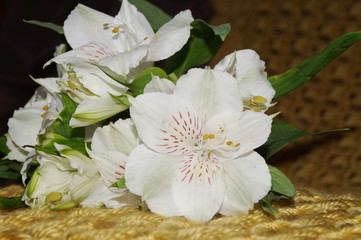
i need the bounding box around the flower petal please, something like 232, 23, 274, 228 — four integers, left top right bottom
80, 178, 140, 208
98, 46, 148, 76
144, 75, 175, 94
215, 50, 275, 102
172, 150, 225, 222
204, 110, 272, 157
47, 42, 117, 67
7, 98, 47, 147
130, 93, 201, 155
146, 10, 193, 61
219, 151, 271, 215
125, 144, 182, 217
175, 68, 243, 120
70, 94, 129, 127
70, 63, 128, 96
112, 0, 154, 52
64, 4, 115, 49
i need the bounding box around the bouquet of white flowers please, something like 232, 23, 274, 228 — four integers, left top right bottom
0, 0, 358, 222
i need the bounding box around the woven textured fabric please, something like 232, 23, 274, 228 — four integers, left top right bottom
0, 184, 361, 240
210, 0, 361, 193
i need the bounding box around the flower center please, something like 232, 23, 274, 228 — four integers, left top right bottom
243, 95, 268, 112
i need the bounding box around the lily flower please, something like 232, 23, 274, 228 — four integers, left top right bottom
47, 0, 194, 79
214, 50, 276, 112
6, 87, 63, 162
125, 68, 273, 222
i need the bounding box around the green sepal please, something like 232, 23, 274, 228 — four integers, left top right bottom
125, 0, 172, 31
50, 200, 80, 210
260, 165, 296, 214
109, 94, 131, 107
164, 20, 231, 77
0, 196, 27, 210
256, 121, 349, 160
127, 67, 169, 96
269, 31, 361, 98
23, 20, 64, 34
268, 165, 296, 197
109, 177, 126, 189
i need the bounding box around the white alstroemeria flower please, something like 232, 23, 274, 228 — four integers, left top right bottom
24, 143, 138, 209
48, 0, 193, 79
6, 87, 63, 162
55, 62, 129, 127
214, 49, 276, 112
87, 119, 141, 197
126, 68, 273, 222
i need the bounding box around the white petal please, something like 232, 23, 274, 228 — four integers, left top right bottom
98, 46, 148, 76
55, 144, 98, 177
48, 42, 117, 66
64, 4, 115, 49
175, 68, 243, 120
146, 10, 193, 61
80, 178, 140, 208
144, 75, 175, 94
91, 118, 140, 155
5, 134, 28, 162
112, 0, 154, 52
125, 145, 182, 217
88, 150, 127, 188
8, 99, 46, 147
71, 63, 128, 96
215, 50, 275, 102
32, 77, 61, 93
129, 93, 201, 155
204, 110, 272, 157
172, 150, 225, 222
70, 94, 129, 127
219, 151, 271, 215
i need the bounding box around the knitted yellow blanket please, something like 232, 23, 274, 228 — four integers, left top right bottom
0, 184, 360, 240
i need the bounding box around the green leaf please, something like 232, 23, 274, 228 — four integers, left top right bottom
23, 20, 64, 34
0, 135, 10, 155
256, 121, 349, 160
0, 196, 26, 210
268, 165, 296, 197
125, 0, 172, 31
261, 198, 280, 214
269, 31, 361, 98
0, 158, 22, 180
59, 93, 78, 123
164, 20, 231, 77
127, 67, 169, 96
110, 177, 126, 188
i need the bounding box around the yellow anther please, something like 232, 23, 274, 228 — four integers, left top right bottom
251, 107, 261, 112
252, 96, 267, 104
41, 112, 47, 118
203, 134, 209, 140
103, 23, 110, 27
46, 192, 63, 204
207, 152, 211, 158
144, 37, 149, 41
68, 81, 78, 90
42, 105, 49, 111
234, 143, 240, 147
209, 134, 215, 139
226, 141, 233, 146
112, 26, 120, 33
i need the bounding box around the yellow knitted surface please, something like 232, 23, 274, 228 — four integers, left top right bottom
0, 184, 360, 240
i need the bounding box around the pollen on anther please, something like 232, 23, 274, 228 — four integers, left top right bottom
42, 105, 49, 111
203, 134, 209, 140
226, 141, 233, 146
234, 143, 240, 147
209, 134, 215, 139
103, 23, 110, 27
41, 112, 47, 118
112, 26, 120, 33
